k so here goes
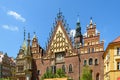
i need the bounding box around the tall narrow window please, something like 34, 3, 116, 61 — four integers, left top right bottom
117, 62, 120, 70
88, 48, 90, 53
62, 65, 65, 73
89, 58, 93, 65
84, 60, 87, 66
51, 66, 56, 74
96, 73, 99, 80
69, 64, 72, 72
37, 70, 40, 75
92, 48, 94, 53
95, 59, 98, 65
117, 48, 120, 55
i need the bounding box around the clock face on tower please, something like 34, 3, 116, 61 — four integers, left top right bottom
55, 52, 65, 63
56, 54, 63, 61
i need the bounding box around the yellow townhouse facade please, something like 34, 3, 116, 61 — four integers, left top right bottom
104, 36, 120, 80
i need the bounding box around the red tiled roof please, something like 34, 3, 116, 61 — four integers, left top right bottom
112, 36, 120, 42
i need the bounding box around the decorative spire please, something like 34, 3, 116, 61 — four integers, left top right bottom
24, 27, 26, 40
57, 8, 63, 21
77, 14, 80, 23
33, 32, 37, 39
28, 33, 30, 40
74, 16, 83, 45
90, 17, 93, 25
27, 33, 31, 56
22, 27, 27, 55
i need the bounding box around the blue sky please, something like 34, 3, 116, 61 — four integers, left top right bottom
0, 0, 120, 58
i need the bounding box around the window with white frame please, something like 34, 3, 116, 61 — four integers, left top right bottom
89, 58, 93, 65
117, 62, 120, 70
69, 64, 73, 72
117, 48, 120, 55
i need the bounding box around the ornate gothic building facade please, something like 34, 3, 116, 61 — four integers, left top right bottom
16, 11, 104, 80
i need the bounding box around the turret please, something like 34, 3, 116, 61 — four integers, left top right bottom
32, 32, 40, 54
27, 33, 31, 56
22, 28, 27, 55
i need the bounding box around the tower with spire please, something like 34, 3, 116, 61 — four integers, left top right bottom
74, 16, 83, 48
31, 32, 42, 59
24, 33, 32, 80
79, 18, 104, 80
16, 28, 32, 80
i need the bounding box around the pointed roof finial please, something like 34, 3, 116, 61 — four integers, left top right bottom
28, 33, 30, 39
24, 27, 26, 40
59, 8, 61, 13
77, 14, 80, 23
34, 32, 36, 35
33, 32, 37, 39
57, 8, 62, 19
90, 17, 93, 24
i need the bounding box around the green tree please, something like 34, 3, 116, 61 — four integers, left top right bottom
80, 66, 92, 80
55, 68, 66, 78
41, 68, 66, 80
0, 78, 10, 80
41, 69, 54, 79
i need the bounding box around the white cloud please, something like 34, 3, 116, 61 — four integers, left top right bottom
70, 29, 76, 37
2, 25, 19, 31
7, 10, 26, 22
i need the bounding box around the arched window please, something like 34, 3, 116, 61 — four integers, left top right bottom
37, 70, 40, 75
62, 65, 65, 72
95, 59, 98, 65
89, 58, 93, 65
69, 64, 72, 72
96, 73, 99, 80
84, 60, 87, 66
